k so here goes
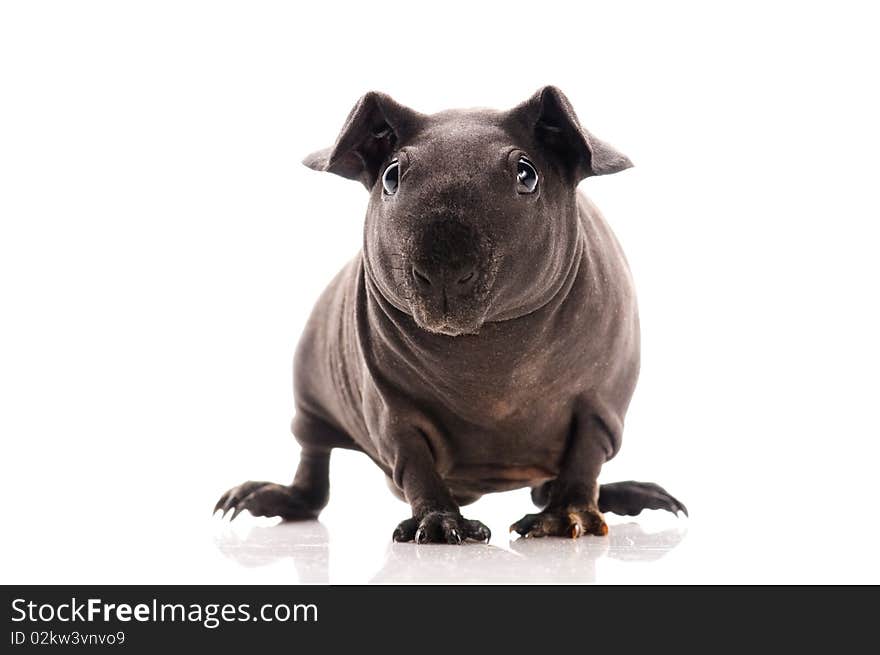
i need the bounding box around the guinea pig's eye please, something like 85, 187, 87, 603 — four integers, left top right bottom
516, 156, 538, 193
382, 160, 400, 195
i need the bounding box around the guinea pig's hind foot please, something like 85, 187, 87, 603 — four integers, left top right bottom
392, 511, 491, 545
510, 506, 608, 539
213, 481, 322, 522
597, 481, 688, 517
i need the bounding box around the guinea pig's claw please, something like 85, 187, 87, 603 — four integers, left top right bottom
214, 480, 323, 522
510, 507, 607, 539
394, 512, 490, 544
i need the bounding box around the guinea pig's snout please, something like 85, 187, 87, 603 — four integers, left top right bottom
408, 219, 483, 301
410, 260, 478, 298
404, 218, 490, 335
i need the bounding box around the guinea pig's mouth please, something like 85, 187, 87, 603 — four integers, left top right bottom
410, 306, 486, 337
407, 276, 490, 337
409, 267, 502, 336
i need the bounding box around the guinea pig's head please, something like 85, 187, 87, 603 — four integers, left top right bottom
304, 86, 632, 336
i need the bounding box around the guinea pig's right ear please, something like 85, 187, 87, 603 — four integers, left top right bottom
512, 86, 633, 181
302, 92, 420, 190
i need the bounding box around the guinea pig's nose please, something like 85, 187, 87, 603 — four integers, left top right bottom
411, 262, 477, 297
411, 265, 434, 289
454, 266, 477, 294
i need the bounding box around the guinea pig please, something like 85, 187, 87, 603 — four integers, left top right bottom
215, 86, 686, 543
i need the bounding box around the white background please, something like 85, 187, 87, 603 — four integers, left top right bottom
2, 1, 878, 584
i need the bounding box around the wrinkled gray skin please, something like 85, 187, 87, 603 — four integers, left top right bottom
215, 87, 687, 543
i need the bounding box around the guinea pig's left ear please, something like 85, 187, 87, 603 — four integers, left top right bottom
302, 92, 421, 190
512, 85, 633, 180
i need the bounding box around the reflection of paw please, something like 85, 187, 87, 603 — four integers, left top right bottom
392, 511, 491, 545
510, 506, 608, 539
214, 481, 319, 521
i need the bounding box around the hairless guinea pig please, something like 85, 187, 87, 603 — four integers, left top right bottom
215, 86, 687, 543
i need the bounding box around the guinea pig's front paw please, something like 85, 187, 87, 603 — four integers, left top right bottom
510, 506, 608, 539
392, 511, 491, 545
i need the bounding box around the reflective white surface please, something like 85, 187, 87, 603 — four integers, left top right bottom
214, 519, 687, 584
1, 450, 878, 584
